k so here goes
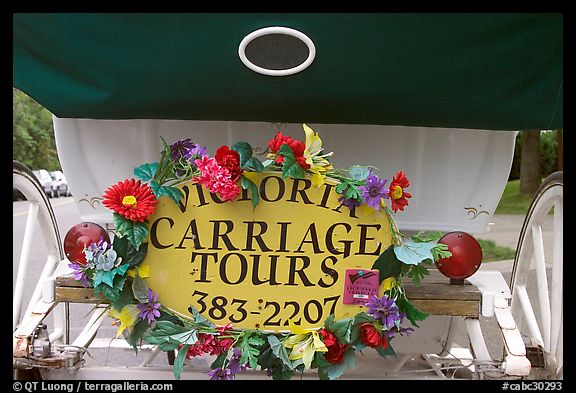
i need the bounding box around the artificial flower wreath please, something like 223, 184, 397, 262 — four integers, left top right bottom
67, 124, 451, 380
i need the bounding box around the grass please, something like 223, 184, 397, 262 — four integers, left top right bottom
494, 179, 534, 215
478, 239, 516, 262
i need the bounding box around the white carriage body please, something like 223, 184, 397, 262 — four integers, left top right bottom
53, 117, 517, 234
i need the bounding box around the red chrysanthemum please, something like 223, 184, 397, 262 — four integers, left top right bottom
388, 171, 412, 213
267, 132, 311, 170
215, 145, 243, 182
102, 178, 158, 222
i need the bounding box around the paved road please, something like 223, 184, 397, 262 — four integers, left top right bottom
13, 199, 557, 377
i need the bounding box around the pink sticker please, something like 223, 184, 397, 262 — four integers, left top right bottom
342, 269, 380, 305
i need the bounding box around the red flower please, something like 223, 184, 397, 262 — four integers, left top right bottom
102, 179, 158, 222
319, 328, 348, 364
215, 145, 243, 182
267, 132, 311, 170
388, 171, 412, 213
359, 323, 389, 350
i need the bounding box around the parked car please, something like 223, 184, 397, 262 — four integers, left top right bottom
32, 169, 54, 197
50, 171, 72, 197
49, 170, 71, 197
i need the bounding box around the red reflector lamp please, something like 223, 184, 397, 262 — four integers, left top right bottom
435, 231, 483, 285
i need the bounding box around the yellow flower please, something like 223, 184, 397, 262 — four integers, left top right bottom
302, 124, 333, 186
283, 320, 327, 369
128, 264, 150, 278
108, 304, 140, 337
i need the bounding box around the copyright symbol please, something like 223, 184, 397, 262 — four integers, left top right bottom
13, 382, 22, 392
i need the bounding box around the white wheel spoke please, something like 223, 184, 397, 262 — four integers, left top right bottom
531, 225, 551, 351
13, 202, 39, 330
516, 285, 544, 347
550, 199, 563, 355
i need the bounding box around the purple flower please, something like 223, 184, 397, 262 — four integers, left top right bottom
189, 144, 207, 158
69, 262, 91, 287
359, 174, 389, 210
68, 262, 91, 287
227, 348, 247, 374
137, 288, 161, 324
207, 367, 234, 380
170, 139, 207, 162
365, 294, 401, 330
170, 139, 196, 161
338, 193, 362, 210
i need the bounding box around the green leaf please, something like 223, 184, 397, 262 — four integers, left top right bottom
126, 319, 150, 353
93, 264, 130, 288
188, 306, 215, 329
348, 165, 371, 181
151, 183, 183, 204
238, 332, 265, 369
318, 349, 356, 380
231, 141, 253, 167
173, 344, 190, 380
111, 280, 136, 311
335, 182, 348, 194
93, 272, 129, 304
132, 274, 149, 303
407, 264, 430, 285
278, 144, 306, 179
396, 296, 429, 328
134, 162, 158, 182
372, 246, 403, 284
113, 214, 149, 251
393, 241, 436, 265
240, 175, 260, 209
375, 343, 396, 357
113, 235, 147, 267
267, 335, 295, 371
324, 315, 354, 344
245, 157, 264, 172
210, 352, 228, 370
432, 243, 453, 260
143, 321, 198, 351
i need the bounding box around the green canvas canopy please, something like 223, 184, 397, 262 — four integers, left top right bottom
13, 13, 562, 130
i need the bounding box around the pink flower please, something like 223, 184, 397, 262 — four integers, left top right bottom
193, 156, 241, 201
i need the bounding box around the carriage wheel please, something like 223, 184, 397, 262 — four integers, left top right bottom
510, 171, 563, 379
13, 161, 67, 377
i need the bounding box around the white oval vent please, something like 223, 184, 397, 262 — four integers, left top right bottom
238, 27, 316, 76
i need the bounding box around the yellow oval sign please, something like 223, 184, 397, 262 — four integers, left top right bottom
142, 172, 392, 332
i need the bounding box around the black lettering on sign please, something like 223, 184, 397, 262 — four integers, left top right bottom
209, 220, 238, 251
317, 183, 336, 209
150, 217, 174, 249
175, 219, 204, 250
193, 183, 209, 207
356, 224, 382, 255
219, 253, 248, 285
177, 185, 190, 213
318, 256, 339, 288
260, 175, 285, 202
243, 221, 272, 252
325, 222, 352, 259
250, 254, 280, 286
190, 252, 218, 283
275, 222, 290, 253
295, 223, 324, 254
287, 178, 314, 204
285, 255, 315, 287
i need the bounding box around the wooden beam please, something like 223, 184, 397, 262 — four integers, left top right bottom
55, 270, 480, 317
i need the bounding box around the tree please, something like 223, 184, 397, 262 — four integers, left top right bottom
519, 130, 541, 194
13, 88, 60, 170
